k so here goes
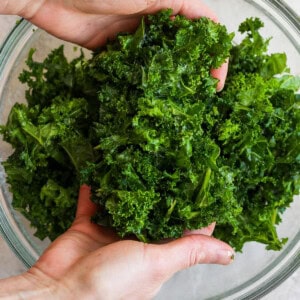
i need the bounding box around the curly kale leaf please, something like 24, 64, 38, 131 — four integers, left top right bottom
229, 17, 287, 78
1, 97, 92, 239
88, 15, 299, 249
1, 49, 95, 240
1, 12, 299, 252
85, 10, 238, 242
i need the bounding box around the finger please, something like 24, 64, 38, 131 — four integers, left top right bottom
147, 235, 234, 281
211, 59, 229, 92
72, 185, 120, 244
170, 0, 218, 21
183, 222, 216, 237
144, 0, 218, 21
75, 184, 98, 218
163, 235, 234, 266
72, 0, 218, 21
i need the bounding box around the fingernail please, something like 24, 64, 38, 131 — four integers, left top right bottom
216, 83, 224, 92
217, 249, 235, 265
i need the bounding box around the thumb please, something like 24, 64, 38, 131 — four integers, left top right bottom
211, 59, 229, 92
75, 184, 97, 219
148, 235, 234, 280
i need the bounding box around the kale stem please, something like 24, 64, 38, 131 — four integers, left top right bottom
195, 167, 211, 207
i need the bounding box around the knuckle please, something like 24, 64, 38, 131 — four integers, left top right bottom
188, 246, 206, 267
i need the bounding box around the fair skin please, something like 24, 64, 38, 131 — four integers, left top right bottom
0, 1, 233, 298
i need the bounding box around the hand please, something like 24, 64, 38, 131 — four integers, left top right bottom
0, 185, 234, 299
1, 0, 228, 90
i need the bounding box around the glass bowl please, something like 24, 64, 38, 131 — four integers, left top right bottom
0, 0, 299, 299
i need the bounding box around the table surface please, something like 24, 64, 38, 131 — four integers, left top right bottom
0, 2, 299, 299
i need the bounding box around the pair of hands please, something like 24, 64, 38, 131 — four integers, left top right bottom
0, 1, 232, 299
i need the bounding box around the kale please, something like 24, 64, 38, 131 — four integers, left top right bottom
1, 12, 299, 251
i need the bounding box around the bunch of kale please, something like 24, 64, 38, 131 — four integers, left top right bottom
1, 11, 299, 251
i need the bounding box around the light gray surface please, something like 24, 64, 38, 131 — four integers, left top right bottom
0, 3, 299, 299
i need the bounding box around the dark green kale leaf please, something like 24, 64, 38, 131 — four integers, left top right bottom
211, 18, 300, 251
85, 10, 237, 242
1, 11, 299, 252
229, 17, 287, 78
1, 49, 95, 240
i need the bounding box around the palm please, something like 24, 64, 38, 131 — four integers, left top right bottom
32, 185, 214, 281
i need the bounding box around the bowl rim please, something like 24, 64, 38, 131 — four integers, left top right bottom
0, 21, 40, 268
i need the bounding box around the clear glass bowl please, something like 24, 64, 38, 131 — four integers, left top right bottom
0, 0, 299, 299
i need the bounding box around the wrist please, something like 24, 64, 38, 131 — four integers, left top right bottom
0, 0, 44, 18
0, 0, 26, 15
0, 269, 70, 300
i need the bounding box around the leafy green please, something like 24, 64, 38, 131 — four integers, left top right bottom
1, 12, 299, 251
